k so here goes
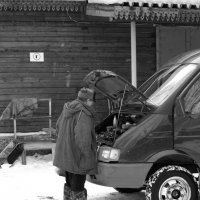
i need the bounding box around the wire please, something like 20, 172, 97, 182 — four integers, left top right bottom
66, 9, 80, 23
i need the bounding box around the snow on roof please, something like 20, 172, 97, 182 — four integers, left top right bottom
88, 0, 200, 8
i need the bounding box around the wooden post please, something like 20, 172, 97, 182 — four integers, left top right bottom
49, 98, 52, 137
12, 104, 17, 140
21, 150, 26, 165
13, 118, 17, 140
131, 21, 137, 87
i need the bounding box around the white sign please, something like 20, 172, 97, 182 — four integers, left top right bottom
30, 52, 44, 62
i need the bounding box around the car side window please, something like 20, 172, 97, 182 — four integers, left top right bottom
184, 78, 200, 114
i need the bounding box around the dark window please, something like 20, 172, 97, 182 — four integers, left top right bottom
184, 78, 200, 114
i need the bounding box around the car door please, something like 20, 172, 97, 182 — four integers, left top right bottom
174, 73, 200, 163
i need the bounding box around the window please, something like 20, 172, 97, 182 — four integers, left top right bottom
184, 78, 200, 114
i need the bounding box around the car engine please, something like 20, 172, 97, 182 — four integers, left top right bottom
96, 113, 144, 146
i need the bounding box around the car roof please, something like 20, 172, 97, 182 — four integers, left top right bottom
162, 49, 200, 67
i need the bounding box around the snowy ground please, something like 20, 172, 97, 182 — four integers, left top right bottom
0, 153, 145, 200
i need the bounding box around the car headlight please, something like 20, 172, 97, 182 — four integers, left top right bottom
98, 146, 120, 162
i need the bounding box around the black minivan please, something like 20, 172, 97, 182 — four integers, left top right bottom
84, 49, 200, 200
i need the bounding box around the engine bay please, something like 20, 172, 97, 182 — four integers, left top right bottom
95, 112, 145, 146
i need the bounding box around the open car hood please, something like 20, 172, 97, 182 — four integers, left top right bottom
84, 70, 149, 108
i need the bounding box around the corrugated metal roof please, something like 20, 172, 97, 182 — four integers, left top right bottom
88, 0, 200, 8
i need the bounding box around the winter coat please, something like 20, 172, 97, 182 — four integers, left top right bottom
53, 99, 97, 175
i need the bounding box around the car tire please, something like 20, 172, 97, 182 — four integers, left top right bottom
115, 187, 143, 193
145, 165, 198, 200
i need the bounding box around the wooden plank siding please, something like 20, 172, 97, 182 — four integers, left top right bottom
0, 11, 156, 133
136, 24, 156, 86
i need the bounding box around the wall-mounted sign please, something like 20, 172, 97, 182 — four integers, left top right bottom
30, 52, 44, 62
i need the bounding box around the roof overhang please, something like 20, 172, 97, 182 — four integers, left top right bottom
0, 0, 86, 12
87, 0, 200, 24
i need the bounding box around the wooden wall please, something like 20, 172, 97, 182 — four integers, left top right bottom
0, 11, 156, 133
137, 24, 156, 86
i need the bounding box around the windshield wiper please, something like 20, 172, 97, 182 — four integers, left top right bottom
130, 91, 154, 111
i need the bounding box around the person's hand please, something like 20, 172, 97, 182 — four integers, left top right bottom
55, 167, 65, 177
90, 175, 96, 179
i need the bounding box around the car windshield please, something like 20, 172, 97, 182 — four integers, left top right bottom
146, 64, 198, 107
139, 68, 169, 94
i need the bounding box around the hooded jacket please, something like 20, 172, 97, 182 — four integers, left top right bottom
53, 99, 97, 175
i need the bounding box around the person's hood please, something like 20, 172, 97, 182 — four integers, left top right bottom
63, 99, 95, 119
83, 70, 149, 108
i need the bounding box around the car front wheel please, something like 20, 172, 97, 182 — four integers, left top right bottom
145, 165, 198, 200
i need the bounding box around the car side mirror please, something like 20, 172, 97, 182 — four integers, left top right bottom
184, 102, 200, 119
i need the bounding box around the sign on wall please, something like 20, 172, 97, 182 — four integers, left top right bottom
30, 52, 44, 62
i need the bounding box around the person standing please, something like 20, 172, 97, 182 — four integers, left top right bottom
53, 87, 97, 200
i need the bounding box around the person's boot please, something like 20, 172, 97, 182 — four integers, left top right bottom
70, 188, 87, 200
63, 183, 71, 200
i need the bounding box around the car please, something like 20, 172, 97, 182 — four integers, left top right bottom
84, 49, 200, 200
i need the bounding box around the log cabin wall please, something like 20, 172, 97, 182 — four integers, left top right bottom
0, 11, 156, 133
